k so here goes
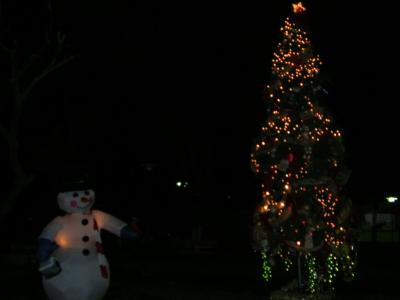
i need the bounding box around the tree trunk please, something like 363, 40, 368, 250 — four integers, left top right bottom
0, 132, 35, 219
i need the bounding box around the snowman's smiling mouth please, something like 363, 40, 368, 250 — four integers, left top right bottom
77, 197, 92, 209
71, 196, 93, 209
77, 203, 91, 209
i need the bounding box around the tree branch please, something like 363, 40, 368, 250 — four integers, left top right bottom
12, 0, 55, 80
21, 54, 77, 102
47, 32, 66, 68
0, 122, 10, 140
0, 0, 74, 220
0, 41, 12, 53
15, 50, 44, 81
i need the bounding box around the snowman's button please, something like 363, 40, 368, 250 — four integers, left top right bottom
82, 236, 89, 242
81, 219, 89, 225
82, 249, 90, 256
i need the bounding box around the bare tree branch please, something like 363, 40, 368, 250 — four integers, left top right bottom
0, 41, 12, 53
49, 32, 66, 66
0, 0, 76, 219
0, 122, 9, 140
46, 0, 54, 42
21, 54, 77, 102
15, 50, 44, 80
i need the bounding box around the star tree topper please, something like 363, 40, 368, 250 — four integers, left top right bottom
292, 2, 306, 14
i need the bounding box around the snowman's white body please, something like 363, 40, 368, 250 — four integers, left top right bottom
39, 190, 127, 300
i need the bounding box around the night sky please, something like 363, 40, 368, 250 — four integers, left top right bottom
1, 1, 398, 237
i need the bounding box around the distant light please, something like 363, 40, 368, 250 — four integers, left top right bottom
176, 181, 189, 188
143, 162, 157, 172
386, 196, 398, 203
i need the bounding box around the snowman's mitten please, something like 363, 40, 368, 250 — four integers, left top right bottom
39, 256, 62, 279
36, 238, 58, 262
120, 224, 139, 240
37, 238, 61, 278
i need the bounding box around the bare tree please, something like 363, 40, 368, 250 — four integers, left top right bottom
0, 0, 76, 218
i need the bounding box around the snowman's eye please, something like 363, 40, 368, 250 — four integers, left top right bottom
73, 192, 79, 198
84, 190, 90, 196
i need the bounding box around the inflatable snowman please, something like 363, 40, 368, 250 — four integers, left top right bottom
36, 179, 138, 300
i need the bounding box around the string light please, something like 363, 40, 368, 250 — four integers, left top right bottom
250, 5, 354, 293
341, 254, 356, 281
306, 254, 318, 294
284, 256, 293, 272
326, 253, 339, 289
261, 251, 272, 282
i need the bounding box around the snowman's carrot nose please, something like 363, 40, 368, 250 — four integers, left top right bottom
81, 197, 90, 203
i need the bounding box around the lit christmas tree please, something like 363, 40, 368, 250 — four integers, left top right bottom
251, 2, 356, 297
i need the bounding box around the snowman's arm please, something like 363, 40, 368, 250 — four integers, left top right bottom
36, 238, 59, 262
93, 210, 139, 240
37, 240, 62, 278
120, 224, 139, 240
36, 217, 63, 278
36, 217, 63, 261
93, 210, 125, 236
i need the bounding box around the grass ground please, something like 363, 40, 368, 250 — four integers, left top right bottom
1, 242, 399, 300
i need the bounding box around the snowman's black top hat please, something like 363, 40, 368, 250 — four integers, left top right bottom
57, 165, 93, 192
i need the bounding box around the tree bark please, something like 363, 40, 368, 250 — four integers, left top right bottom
0, 28, 75, 219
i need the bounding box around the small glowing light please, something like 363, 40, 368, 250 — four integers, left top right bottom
56, 235, 69, 248
261, 252, 272, 282
279, 201, 285, 208
296, 240, 301, 246
386, 196, 398, 203
176, 181, 189, 187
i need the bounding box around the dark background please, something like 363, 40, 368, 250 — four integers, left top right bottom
1, 0, 398, 244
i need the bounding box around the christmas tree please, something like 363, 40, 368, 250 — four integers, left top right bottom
251, 2, 356, 296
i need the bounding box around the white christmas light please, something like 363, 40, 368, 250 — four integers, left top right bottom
386, 196, 398, 203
